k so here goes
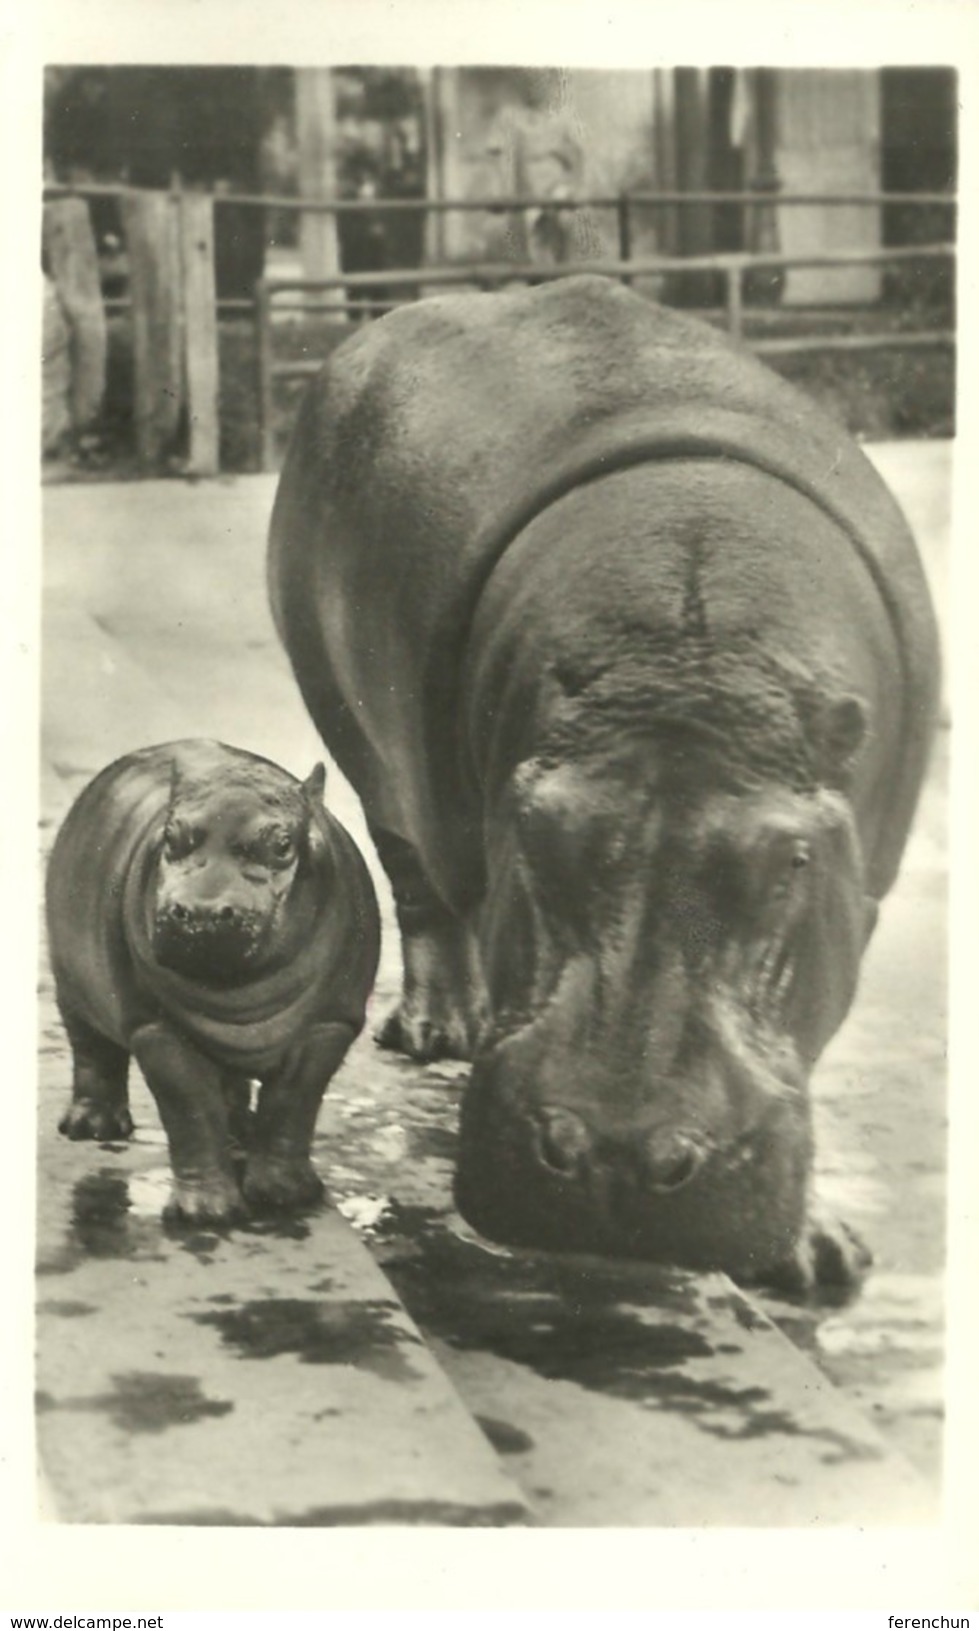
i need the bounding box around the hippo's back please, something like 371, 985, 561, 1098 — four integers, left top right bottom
268, 276, 939, 902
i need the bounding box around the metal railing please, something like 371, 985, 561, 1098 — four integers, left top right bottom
42, 180, 957, 471
43, 177, 956, 308
252, 240, 955, 470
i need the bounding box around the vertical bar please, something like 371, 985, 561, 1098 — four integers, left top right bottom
726, 260, 744, 340
179, 193, 220, 476
122, 191, 183, 468
254, 280, 275, 474
617, 194, 634, 285
296, 69, 345, 314
420, 67, 447, 265
42, 197, 107, 429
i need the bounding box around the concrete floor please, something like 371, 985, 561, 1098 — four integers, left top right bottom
37, 442, 951, 1522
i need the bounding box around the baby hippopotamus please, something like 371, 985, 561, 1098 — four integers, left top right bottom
46, 740, 380, 1223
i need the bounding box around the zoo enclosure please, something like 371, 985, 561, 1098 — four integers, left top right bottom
42, 182, 957, 475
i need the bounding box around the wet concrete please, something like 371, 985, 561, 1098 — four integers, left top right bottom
37, 445, 950, 1523
34, 1120, 530, 1524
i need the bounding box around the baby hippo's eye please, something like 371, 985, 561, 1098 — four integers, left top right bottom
267, 829, 297, 864
769, 842, 811, 901
163, 823, 202, 860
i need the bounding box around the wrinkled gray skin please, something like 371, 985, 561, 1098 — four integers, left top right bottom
268, 276, 940, 1291
46, 741, 380, 1224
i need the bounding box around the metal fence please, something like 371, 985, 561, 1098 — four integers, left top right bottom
252, 239, 955, 471
42, 181, 957, 473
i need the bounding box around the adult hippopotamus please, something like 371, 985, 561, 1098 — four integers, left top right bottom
46, 741, 380, 1222
268, 275, 940, 1289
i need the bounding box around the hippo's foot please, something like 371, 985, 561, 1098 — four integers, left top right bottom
163, 1173, 246, 1227
768, 1212, 873, 1303
243, 1153, 325, 1212
375, 1000, 474, 1062
58, 1098, 134, 1142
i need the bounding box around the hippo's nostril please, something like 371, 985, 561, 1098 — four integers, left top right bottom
218, 905, 236, 922
641, 1134, 705, 1192
533, 1106, 593, 1177
171, 903, 190, 922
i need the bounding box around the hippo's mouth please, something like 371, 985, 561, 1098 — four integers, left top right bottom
152, 909, 268, 984
454, 1059, 812, 1282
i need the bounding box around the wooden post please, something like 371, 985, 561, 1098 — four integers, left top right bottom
420, 67, 448, 265
674, 68, 713, 256
774, 70, 882, 305
253, 281, 275, 474
179, 193, 220, 476
652, 68, 679, 254
42, 198, 107, 430
295, 69, 344, 310
725, 261, 744, 339
122, 191, 183, 467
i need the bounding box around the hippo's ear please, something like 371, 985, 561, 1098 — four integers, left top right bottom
815, 695, 868, 785
302, 763, 327, 806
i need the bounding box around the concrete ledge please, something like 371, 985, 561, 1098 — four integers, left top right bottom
35, 1129, 529, 1526
369, 1213, 936, 1527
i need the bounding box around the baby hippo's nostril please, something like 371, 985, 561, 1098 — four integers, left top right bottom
640, 1132, 706, 1192
533, 1105, 593, 1177
171, 902, 190, 922
218, 905, 236, 922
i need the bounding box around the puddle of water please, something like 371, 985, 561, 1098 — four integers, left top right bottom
189, 1296, 426, 1383
320, 1027, 945, 1479
37, 1169, 169, 1275
38, 1371, 235, 1434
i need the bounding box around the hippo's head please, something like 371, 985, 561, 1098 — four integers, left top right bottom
152, 761, 327, 983
456, 703, 875, 1282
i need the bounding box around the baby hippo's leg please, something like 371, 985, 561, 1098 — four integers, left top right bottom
57, 1007, 134, 1142
245, 1023, 358, 1211
130, 1020, 244, 1223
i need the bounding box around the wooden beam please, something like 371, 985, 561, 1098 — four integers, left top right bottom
295, 69, 344, 308
179, 193, 220, 476
122, 191, 183, 468
42, 198, 107, 430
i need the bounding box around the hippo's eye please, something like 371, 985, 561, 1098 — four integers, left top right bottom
768, 843, 811, 902
163, 823, 202, 860
258, 828, 297, 866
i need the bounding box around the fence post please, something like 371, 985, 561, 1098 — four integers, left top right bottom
122, 190, 183, 467
42, 197, 107, 430
254, 281, 275, 473
726, 261, 744, 341
178, 193, 220, 476
616, 195, 634, 286
296, 70, 345, 314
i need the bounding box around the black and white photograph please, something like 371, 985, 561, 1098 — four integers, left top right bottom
5, 0, 978, 1614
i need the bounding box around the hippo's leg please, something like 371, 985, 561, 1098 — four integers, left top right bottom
130, 1020, 244, 1224
56, 1007, 134, 1142
370, 826, 484, 1062
245, 1022, 356, 1210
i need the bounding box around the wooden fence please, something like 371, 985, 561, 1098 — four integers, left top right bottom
42, 182, 957, 475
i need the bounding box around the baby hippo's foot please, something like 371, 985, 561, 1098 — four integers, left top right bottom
769, 1211, 873, 1303
163, 1172, 246, 1227
59, 1099, 134, 1142
243, 1153, 325, 1212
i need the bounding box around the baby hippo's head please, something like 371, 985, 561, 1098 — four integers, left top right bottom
152, 758, 327, 983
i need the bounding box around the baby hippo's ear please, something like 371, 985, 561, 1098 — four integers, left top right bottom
302, 763, 327, 806
301, 764, 330, 866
